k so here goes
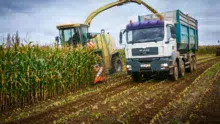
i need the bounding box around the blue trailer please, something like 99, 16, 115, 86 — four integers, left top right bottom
120, 10, 199, 81
138, 10, 198, 53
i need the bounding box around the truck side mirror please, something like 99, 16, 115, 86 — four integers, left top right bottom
55, 36, 59, 44
119, 32, 123, 44
172, 34, 176, 38
171, 26, 176, 38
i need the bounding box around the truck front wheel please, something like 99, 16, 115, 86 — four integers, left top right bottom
179, 60, 185, 77
132, 72, 142, 82
144, 73, 151, 79
171, 61, 179, 81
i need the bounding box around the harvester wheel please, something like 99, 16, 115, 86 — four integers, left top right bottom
112, 56, 122, 73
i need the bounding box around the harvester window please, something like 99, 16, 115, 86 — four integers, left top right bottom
64, 29, 72, 43
80, 27, 88, 45
72, 31, 80, 45
59, 28, 81, 46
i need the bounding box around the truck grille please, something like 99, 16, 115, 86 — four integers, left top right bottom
132, 47, 158, 56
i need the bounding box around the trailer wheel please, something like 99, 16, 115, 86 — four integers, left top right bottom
192, 57, 197, 71
171, 61, 179, 81
132, 72, 142, 82
111, 56, 122, 73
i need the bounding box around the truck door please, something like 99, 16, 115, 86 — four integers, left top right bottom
163, 24, 176, 56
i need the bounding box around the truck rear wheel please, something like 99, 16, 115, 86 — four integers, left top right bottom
188, 59, 194, 72
132, 72, 142, 82
171, 61, 179, 81
111, 56, 122, 73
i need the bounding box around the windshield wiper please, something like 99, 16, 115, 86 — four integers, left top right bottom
129, 41, 137, 44
137, 39, 158, 43
152, 40, 158, 43
129, 39, 158, 44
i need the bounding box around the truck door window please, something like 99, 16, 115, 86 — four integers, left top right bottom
166, 25, 172, 39
127, 31, 132, 42
167, 25, 176, 39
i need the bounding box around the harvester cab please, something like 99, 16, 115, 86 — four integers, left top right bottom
56, 23, 92, 46
56, 23, 106, 84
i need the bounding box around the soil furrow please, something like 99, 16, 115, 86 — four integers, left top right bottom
3, 57, 218, 124
128, 58, 219, 123
67, 58, 219, 123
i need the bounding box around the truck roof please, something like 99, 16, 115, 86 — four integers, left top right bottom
126, 20, 164, 30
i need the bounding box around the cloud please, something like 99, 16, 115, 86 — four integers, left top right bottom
0, 0, 219, 46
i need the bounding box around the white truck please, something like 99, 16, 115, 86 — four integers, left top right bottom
119, 10, 198, 81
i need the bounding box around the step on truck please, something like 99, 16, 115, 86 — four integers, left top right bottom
119, 10, 198, 81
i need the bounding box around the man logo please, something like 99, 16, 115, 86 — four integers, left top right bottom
139, 48, 150, 54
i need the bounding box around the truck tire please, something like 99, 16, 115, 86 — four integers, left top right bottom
111, 56, 122, 73
187, 58, 194, 73
192, 57, 197, 71
144, 73, 151, 79
171, 61, 179, 81
179, 60, 185, 77
132, 72, 142, 82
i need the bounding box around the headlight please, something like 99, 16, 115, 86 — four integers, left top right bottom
161, 63, 168, 67
126, 65, 132, 70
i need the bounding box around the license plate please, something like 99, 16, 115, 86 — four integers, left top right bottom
140, 64, 150, 68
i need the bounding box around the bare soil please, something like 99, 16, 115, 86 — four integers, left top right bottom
1, 57, 219, 124
189, 70, 220, 124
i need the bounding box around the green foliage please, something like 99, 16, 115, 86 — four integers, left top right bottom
0, 44, 98, 111
197, 45, 219, 55
118, 46, 219, 59
119, 49, 125, 65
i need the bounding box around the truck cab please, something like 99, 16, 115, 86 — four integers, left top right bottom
120, 10, 198, 81
124, 20, 176, 59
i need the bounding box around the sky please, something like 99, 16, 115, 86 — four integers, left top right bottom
0, 0, 220, 46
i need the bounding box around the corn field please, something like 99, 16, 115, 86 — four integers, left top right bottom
198, 45, 220, 55
0, 43, 97, 112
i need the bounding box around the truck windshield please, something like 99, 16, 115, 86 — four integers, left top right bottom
127, 27, 164, 43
